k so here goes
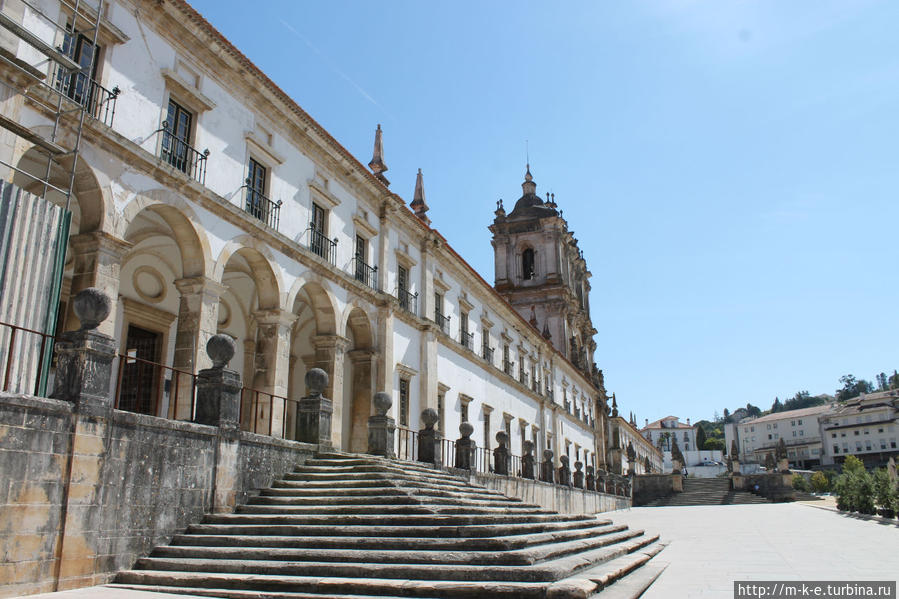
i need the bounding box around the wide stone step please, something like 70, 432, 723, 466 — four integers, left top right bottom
203, 512, 575, 527
151, 528, 645, 566
186, 516, 600, 539
133, 533, 658, 583
112, 571, 550, 599
170, 521, 624, 552
249, 494, 538, 509
108, 585, 411, 599
235, 503, 551, 516
293, 463, 464, 483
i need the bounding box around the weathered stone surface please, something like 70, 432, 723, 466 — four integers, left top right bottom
71, 287, 111, 331
454, 422, 476, 470
418, 408, 440, 464
296, 369, 332, 446
493, 431, 510, 476
521, 440, 536, 480
367, 392, 396, 458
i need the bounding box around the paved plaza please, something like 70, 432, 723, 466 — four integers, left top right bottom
607, 501, 899, 598
22, 501, 899, 599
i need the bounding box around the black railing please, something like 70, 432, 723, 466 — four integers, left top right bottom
519, 367, 527, 386
435, 313, 450, 334
114, 353, 197, 420
307, 225, 337, 265
157, 124, 209, 184
397, 289, 418, 315
504, 359, 515, 376
243, 181, 281, 230
482, 345, 494, 364
460, 331, 474, 350
352, 256, 378, 290
55, 68, 119, 127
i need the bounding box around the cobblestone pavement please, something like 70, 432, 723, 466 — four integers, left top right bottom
607, 501, 899, 598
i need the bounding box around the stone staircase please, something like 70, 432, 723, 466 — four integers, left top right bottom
641, 477, 771, 507
111, 452, 666, 598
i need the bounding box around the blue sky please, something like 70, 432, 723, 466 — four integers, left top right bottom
190, 0, 899, 423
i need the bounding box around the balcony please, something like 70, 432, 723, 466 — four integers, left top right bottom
396, 289, 418, 316
157, 124, 208, 185
352, 256, 378, 290
306, 225, 337, 266
503, 360, 515, 376
55, 68, 119, 127
460, 330, 474, 351
435, 312, 451, 334
482, 345, 494, 364
243, 182, 281, 230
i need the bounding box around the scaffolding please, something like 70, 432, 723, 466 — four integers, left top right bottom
0, 0, 112, 393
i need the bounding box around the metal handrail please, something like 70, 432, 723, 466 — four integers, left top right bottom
155, 122, 209, 184
396, 289, 418, 315
54, 67, 119, 127
306, 224, 337, 265
482, 344, 494, 363
0, 320, 54, 395
435, 312, 450, 334
114, 352, 197, 420
239, 386, 293, 438
351, 255, 378, 290
242, 179, 281, 230
460, 330, 474, 350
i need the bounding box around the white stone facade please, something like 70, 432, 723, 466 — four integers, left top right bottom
0, 0, 606, 468
818, 390, 899, 467
724, 404, 832, 469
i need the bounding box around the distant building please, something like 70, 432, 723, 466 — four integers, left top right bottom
609, 412, 663, 475
819, 390, 899, 468
641, 416, 697, 452
724, 404, 833, 469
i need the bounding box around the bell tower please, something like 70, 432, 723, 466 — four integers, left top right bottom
489, 165, 597, 380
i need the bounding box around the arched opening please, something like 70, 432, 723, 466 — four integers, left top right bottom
118, 203, 206, 418
522, 248, 535, 280
343, 306, 374, 453
218, 247, 281, 433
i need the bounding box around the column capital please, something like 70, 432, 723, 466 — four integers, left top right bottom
69, 230, 132, 256
347, 348, 377, 363
253, 308, 298, 328
174, 276, 227, 298
311, 334, 350, 352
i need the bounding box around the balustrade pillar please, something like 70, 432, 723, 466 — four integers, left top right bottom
66, 233, 131, 337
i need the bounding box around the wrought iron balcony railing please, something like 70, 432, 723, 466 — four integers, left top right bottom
55, 68, 119, 127
503, 360, 515, 376
396, 288, 418, 315
435, 312, 450, 334
306, 225, 337, 265
243, 181, 281, 230
352, 256, 378, 290
482, 344, 494, 364
157, 123, 208, 184
460, 331, 474, 350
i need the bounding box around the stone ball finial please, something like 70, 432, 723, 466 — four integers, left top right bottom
206, 334, 235, 368
543, 449, 554, 460
305, 368, 329, 396
495, 430, 509, 447
421, 407, 438, 428
459, 421, 474, 439
575, 460, 584, 472
72, 287, 111, 330
373, 391, 392, 416
560, 454, 570, 466
522, 440, 534, 454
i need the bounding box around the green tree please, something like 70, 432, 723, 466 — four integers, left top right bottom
745, 403, 762, 418
696, 425, 707, 449
722, 408, 730, 424
703, 438, 724, 451
890, 370, 899, 390
792, 474, 810, 492
835, 456, 875, 514
837, 375, 874, 402
771, 397, 783, 413
876, 372, 888, 391
872, 468, 897, 518
810, 471, 829, 493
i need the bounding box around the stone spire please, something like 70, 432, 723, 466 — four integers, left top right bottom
542, 320, 552, 340
410, 168, 430, 225
368, 124, 389, 186
529, 305, 538, 328
611, 393, 618, 418
521, 163, 537, 196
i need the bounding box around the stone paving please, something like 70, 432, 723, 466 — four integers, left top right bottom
606, 501, 899, 598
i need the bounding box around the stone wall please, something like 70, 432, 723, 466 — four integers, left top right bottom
632, 473, 682, 506
0, 392, 315, 598
462, 470, 630, 514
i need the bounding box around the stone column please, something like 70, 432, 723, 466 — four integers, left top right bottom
368, 391, 396, 458
253, 309, 296, 437
585, 465, 596, 491
171, 277, 225, 420
541, 449, 555, 483
558, 454, 572, 487
49, 289, 118, 588
66, 232, 130, 337
375, 305, 394, 394
296, 368, 332, 447
347, 349, 376, 453
493, 431, 510, 476
573, 461, 584, 488
454, 422, 476, 470
418, 408, 441, 464
310, 334, 349, 445
521, 440, 536, 479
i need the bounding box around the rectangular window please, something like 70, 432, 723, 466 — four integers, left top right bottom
398, 379, 409, 427
161, 99, 193, 173
798, 420, 803, 425
484, 412, 491, 451
437, 392, 445, 433
398, 265, 408, 294
833, 445, 839, 454
461, 399, 468, 423
799, 430, 804, 436
245, 158, 269, 221
434, 292, 443, 320
310, 203, 329, 259
59, 30, 101, 106
119, 325, 162, 417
